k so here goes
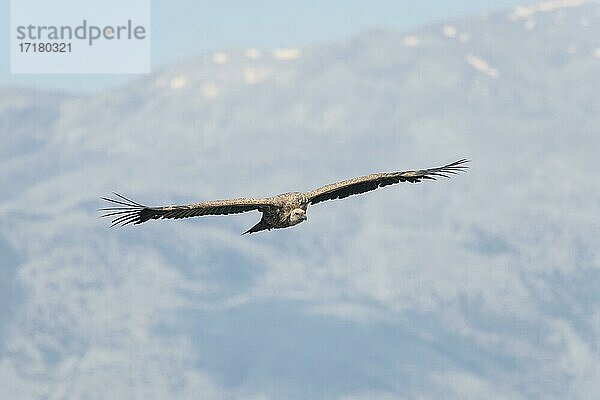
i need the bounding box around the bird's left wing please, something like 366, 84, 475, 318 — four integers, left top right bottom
306, 159, 469, 205
99, 193, 274, 226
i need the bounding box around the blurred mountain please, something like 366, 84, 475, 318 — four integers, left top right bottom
1, 2, 600, 399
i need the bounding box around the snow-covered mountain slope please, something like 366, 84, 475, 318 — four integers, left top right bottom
1, 2, 599, 399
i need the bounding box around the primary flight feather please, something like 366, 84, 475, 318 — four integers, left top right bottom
100, 159, 468, 234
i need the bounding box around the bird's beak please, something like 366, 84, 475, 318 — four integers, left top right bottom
302, 214, 308, 221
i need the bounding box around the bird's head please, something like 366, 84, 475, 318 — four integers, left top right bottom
289, 208, 308, 225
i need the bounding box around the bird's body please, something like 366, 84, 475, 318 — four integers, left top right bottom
243, 192, 309, 234
100, 159, 468, 234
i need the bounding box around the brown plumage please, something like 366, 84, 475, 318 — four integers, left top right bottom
100, 159, 468, 234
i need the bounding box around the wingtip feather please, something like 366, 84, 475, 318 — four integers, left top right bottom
99, 193, 148, 227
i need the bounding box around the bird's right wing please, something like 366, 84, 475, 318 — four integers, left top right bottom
99, 193, 274, 226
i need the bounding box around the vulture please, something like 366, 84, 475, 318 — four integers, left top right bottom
100, 159, 468, 234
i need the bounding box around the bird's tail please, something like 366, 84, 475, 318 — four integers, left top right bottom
242, 219, 270, 235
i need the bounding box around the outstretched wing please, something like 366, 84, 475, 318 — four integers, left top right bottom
306, 159, 469, 205
99, 193, 274, 227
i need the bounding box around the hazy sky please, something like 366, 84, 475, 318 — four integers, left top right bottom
0, 0, 525, 93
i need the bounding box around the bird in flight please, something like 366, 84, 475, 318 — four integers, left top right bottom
100, 159, 468, 234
